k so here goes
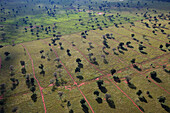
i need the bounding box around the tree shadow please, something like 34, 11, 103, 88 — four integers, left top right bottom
138, 96, 148, 103
40, 70, 45, 76
55, 79, 60, 86
81, 104, 89, 113
31, 93, 37, 102
164, 69, 170, 74
99, 86, 107, 93
87, 48, 91, 51
75, 67, 80, 73
104, 51, 109, 55
120, 46, 128, 51
103, 59, 108, 64
148, 94, 153, 99
60, 46, 64, 50
114, 52, 119, 55
133, 64, 142, 71
11, 83, 17, 90
138, 106, 145, 112
160, 49, 167, 52
57, 64, 62, 68
67, 52, 71, 56
78, 63, 83, 68
92, 61, 99, 66
21, 67, 27, 74
76, 75, 84, 80
127, 45, 134, 48
5, 57, 11, 61
128, 83, 136, 89
113, 76, 121, 83
104, 44, 110, 49
90, 45, 94, 49
111, 69, 116, 75
20, 61, 25, 66
151, 72, 162, 83
136, 90, 142, 96
26, 79, 30, 88
96, 97, 103, 104
118, 49, 124, 54
140, 51, 148, 54
106, 99, 116, 109
41, 55, 45, 59
69, 109, 74, 113
51, 86, 57, 92
161, 104, 170, 112
152, 77, 162, 83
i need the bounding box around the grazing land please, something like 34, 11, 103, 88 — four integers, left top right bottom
0, 0, 170, 113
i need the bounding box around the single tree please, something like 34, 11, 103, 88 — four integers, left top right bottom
58, 91, 64, 100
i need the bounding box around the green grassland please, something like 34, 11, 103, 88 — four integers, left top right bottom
0, 10, 145, 45
1, 0, 170, 45
0, 0, 170, 113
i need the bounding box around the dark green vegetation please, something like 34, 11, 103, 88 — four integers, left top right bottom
0, 0, 170, 113
1, 0, 170, 45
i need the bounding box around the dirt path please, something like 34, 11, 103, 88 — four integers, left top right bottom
20, 44, 47, 113
82, 36, 170, 94
106, 27, 166, 53
62, 38, 144, 113
42, 40, 95, 113
123, 27, 169, 43
91, 30, 169, 70
4, 54, 168, 99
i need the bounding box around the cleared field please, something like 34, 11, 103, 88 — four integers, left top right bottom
0, 0, 170, 113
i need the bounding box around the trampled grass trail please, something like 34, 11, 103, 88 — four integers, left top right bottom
61, 38, 144, 113
83, 37, 170, 94
107, 28, 166, 53
134, 25, 169, 36
42, 40, 95, 113
4, 47, 168, 100
123, 27, 168, 43
20, 44, 47, 113
90, 30, 169, 70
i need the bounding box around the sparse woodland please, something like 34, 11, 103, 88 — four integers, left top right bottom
0, 0, 170, 113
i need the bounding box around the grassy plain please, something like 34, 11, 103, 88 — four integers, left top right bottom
0, 0, 170, 113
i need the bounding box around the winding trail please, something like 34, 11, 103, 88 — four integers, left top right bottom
123, 27, 169, 43
82, 37, 170, 94
20, 44, 47, 113
42, 40, 95, 113
61, 38, 144, 113
134, 25, 169, 36
90, 30, 169, 70
106, 28, 167, 52
4, 61, 169, 99
107, 78, 143, 111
